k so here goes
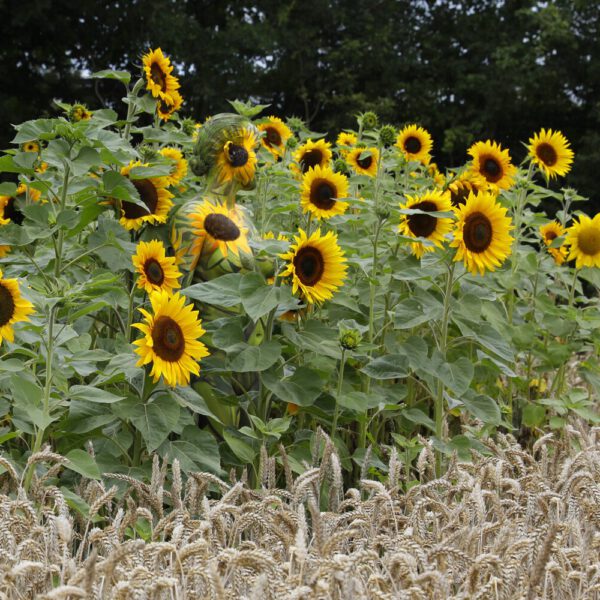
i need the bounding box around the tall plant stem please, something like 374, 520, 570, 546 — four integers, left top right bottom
54, 163, 71, 277
330, 348, 346, 441
434, 261, 455, 476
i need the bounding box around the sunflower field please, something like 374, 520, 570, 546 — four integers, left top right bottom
0, 48, 599, 598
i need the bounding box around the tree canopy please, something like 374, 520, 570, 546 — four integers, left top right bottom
1, 0, 598, 207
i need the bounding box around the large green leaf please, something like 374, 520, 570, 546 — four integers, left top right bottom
69, 385, 125, 404
361, 354, 409, 379
130, 395, 181, 452
239, 273, 281, 322
65, 449, 101, 480
229, 341, 281, 372
183, 273, 243, 307
262, 366, 326, 406
160, 426, 222, 474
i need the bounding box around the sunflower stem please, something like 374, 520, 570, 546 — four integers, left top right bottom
24, 303, 57, 492
331, 348, 346, 441
505, 160, 534, 423
434, 261, 455, 476
53, 163, 71, 278
123, 78, 145, 142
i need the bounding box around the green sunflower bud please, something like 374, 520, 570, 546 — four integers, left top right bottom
379, 124, 397, 147
334, 158, 349, 175
286, 136, 299, 150
138, 144, 159, 163
375, 205, 391, 221
180, 118, 197, 136
339, 328, 361, 351
360, 111, 379, 130
286, 116, 305, 133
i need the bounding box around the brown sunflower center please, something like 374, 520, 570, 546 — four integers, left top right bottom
293, 246, 325, 286
407, 201, 439, 238
159, 98, 174, 115
122, 179, 159, 219
450, 184, 470, 207
310, 180, 337, 210
300, 149, 323, 173
481, 156, 502, 182
545, 231, 558, 242
404, 136, 422, 154
0, 283, 16, 327
578, 226, 600, 256
204, 213, 240, 241
226, 143, 249, 167
150, 62, 167, 91
536, 143, 558, 167
4, 196, 24, 225
356, 153, 373, 169
463, 212, 493, 253
265, 127, 282, 147
144, 258, 165, 285
151, 316, 185, 362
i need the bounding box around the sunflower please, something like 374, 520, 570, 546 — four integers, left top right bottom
263, 231, 288, 241
539, 221, 567, 265
399, 189, 454, 258
133, 290, 209, 387
157, 90, 183, 121
280, 228, 347, 304
527, 129, 574, 179
258, 116, 292, 157
468, 140, 516, 190
189, 200, 252, 261
336, 131, 357, 155
70, 104, 93, 122
0, 246, 10, 258
346, 147, 380, 177
142, 47, 180, 103
0, 269, 34, 345
132, 240, 182, 295
428, 163, 445, 187
396, 125, 433, 164
21, 141, 40, 153
292, 139, 332, 176
447, 172, 486, 207
0, 184, 42, 225
450, 191, 514, 275
215, 128, 258, 186
119, 161, 174, 231
565, 213, 600, 268
159, 147, 188, 186
300, 164, 349, 219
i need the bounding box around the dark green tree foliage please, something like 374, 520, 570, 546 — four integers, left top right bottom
1, 0, 599, 206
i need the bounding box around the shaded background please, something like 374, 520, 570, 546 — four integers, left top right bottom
1, 0, 598, 208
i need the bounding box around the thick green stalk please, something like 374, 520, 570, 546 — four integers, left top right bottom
330, 348, 346, 440
434, 261, 455, 476
54, 164, 71, 278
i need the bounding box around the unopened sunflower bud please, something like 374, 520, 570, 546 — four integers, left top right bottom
360, 111, 379, 130
180, 118, 197, 136
285, 136, 299, 150
69, 103, 92, 122
138, 144, 158, 162
379, 124, 397, 147
339, 328, 361, 351
333, 158, 349, 175
286, 116, 305, 133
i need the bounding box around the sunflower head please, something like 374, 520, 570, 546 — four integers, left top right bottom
258, 116, 293, 157
132, 239, 182, 294
450, 191, 514, 275
21, 141, 40, 153
301, 164, 349, 220
159, 147, 188, 186
189, 200, 254, 279
539, 221, 567, 265
468, 140, 516, 190
396, 124, 433, 164
279, 228, 347, 304
399, 189, 454, 258
360, 111, 379, 130
119, 161, 174, 231
336, 131, 358, 155
0, 269, 34, 345
346, 147, 380, 177
0, 184, 42, 226
527, 129, 574, 180
291, 139, 333, 177
448, 172, 485, 207
133, 290, 209, 387
191, 114, 258, 191
69, 104, 93, 122
157, 90, 183, 121
142, 47, 180, 103
565, 213, 600, 269
379, 125, 397, 147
